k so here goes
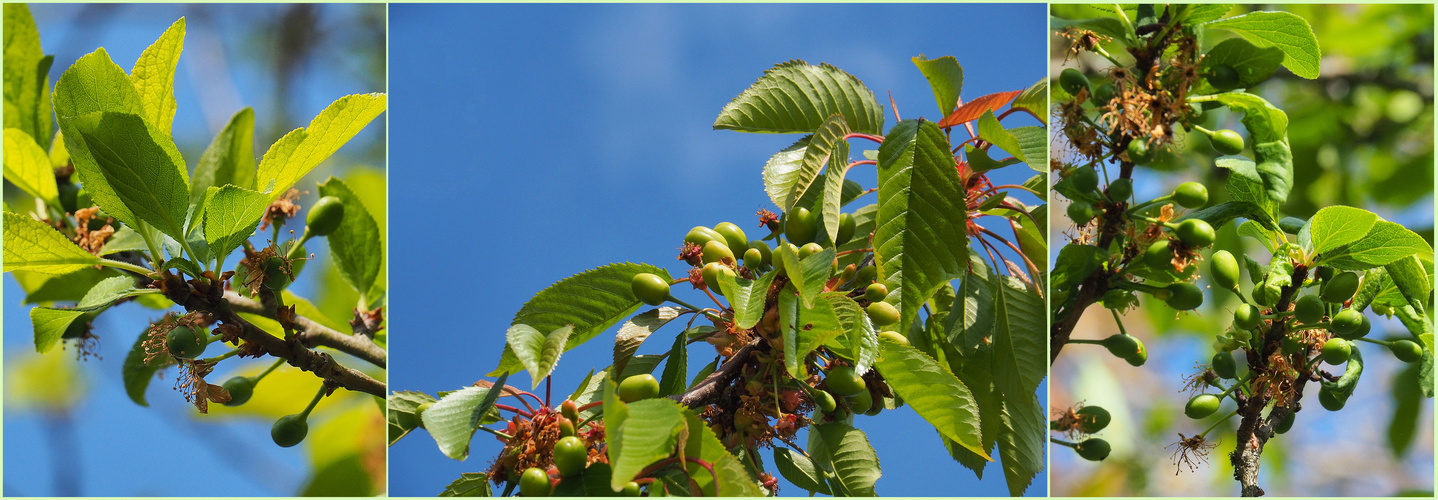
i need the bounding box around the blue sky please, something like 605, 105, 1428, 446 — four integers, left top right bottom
388, 3, 1047, 496
3, 4, 383, 496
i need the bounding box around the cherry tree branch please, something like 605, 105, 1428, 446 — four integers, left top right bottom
224, 291, 387, 368
670, 339, 760, 408
1231, 265, 1310, 497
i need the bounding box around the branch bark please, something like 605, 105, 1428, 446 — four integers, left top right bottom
224, 291, 387, 368
670, 339, 759, 408
1050, 158, 1134, 362
1230, 265, 1311, 496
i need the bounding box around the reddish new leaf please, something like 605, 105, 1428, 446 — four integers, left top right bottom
938, 90, 1023, 128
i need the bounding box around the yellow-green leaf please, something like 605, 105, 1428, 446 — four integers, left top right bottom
3, 128, 58, 206
255, 93, 386, 199
128, 17, 184, 134
3, 211, 101, 275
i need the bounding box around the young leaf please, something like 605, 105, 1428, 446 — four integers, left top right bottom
1185, 4, 1234, 24
52, 48, 150, 230
817, 131, 853, 244
613, 307, 684, 377
3, 128, 58, 206
607, 398, 686, 492
1323, 220, 1431, 270
716, 270, 774, 330
506, 324, 572, 389
948, 346, 1000, 476
420, 386, 497, 460
911, 54, 964, 117
122, 324, 176, 406
190, 107, 256, 206
318, 176, 384, 295
1010, 126, 1047, 172
1205, 11, 1321, 79
3, 211, 103, 274
939, 90, 1022, 129
488, 263, 671, 377
977, 110, 1024, 165
874, 119, 970, 334
30, 307, 86, 354
65, 111, 191, 241
1010, 79, 1048, 125
874, 337, 988, 460
1302, 205, 1377, 256
128, 17, 184, 135
780, 114, 849, 214
996, 390, 1045, 496
202, 185, 268, 259
808, 422, 881, 496
773, 447, 831, 495
4, 4, 50, 145
1384, 255, 1431, 313
1210, 92, 1288, 143
713, 60, 883, 135
254, 93, 386, 199
439, 472, 491, 497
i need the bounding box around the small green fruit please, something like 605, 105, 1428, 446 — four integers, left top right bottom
1390, 340, 1424, 363
222, 376, 255, 406
262, 256, 292, 290
878, 330, 908, 346
1322, 272, 1360, 304
1330, 309, 1364, 336
618, 374, 661, 403
746, 241, 773, 266
1175, 219, 1216, 247
1075, 438, 1111, 461
798, 242, 824, 260
1234, 303, 1261, 330
1107, 178, 1132, 202
1067, 201, 1096, 225
1172, 182, 1208, 209
1210, 250, 1240, 291
685, 226, 725, 248
1070, 167, 1099, 194
702, 262, 736, 296
167, 325, 207, 359
1208, 129, 1245, 155
631, 273, 670, 306
701, 240, 734, 265
865, 283, 890, 302
519, 467, 551, 497
558, 416, 576, 437
1126, 139, 1152, 165
1092, 82, 1115, 106
1274, 411, 1296, 434
1102, 334, 1142, 360
866, 301, 900, 326
713, 222, 749, 258
305, 196, 345, 237
619, 482, 641, 497
1075, 406, 1111, 434
785, 207, 819, 245
813, 390, 837, 413
1185, 394, 1221, 419
553, 436, 588, 477
1253, 281, 1281, 307
848, 389, 873, 415
1059, 68, 1091, 97
1212, 351, 1238, 379
1294, 295, 1325, 324
1207, 64, 1240, 90
835, 213, 857, 245
1144, 239, 1174, 269
271, 414, 308, 448
1339, 313, 1372, 340
1320, 338, 1352, 365
825, 366, 867, 397
743, 248, 764, 269
1165, 282, 1205, 310
1318, 385, 1345, 411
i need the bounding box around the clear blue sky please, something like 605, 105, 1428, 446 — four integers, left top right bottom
388, 3, 1047, 496
3, 4, 383, 496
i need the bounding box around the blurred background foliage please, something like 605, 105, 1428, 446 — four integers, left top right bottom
3, 4, 385, 497
1050, 4, 1433, 496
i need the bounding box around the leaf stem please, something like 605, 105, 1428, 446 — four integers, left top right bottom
1198, 409, 1239, 439
98, 258, 156, 276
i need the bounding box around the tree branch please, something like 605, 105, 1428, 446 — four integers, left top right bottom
1050, 156, 1134, 362
670, 339, 759, 408
1231, 265, 1310, 496
224, 291, 387, 368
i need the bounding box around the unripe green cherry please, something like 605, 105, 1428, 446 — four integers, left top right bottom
702, 262, 736, 296
1210, 250, 1240, 291
798, 242, 823, 260
1092, 82, 1115, 106
1070, 166, 1099, 194
685, 226, 725, 249
1208, 129, 1245, 155
1212, 351, 1237, 379
1145, 239, 1174, 269
813, 390, 837, 413
825, 365, 867, 397
561, 400, 580, 422
878, 330, 908, 346
1390, 340, 1423, 363
713, 222, 749, 258
619, 482, 641, 497
558, 416, 576, 437
1102, 334, 1142, 360
1207, 64, 1240, 90
1075, 438, 1111, 461
262, 256, 292, 290
618, 374, 661, 403
1107, 178, 1132, 202
1330, 309, 1364, 336
1067, 201, 1096, 225
1075, 406, 1111, 434
702, 240, 734, 265
1165, 282, 1204, 310
222, 376, 255, 406
167, 325, 208, 359
1253, 281, 1281, 307
848, 389, 873, 415
1281, 333, 1306, 355
1126, 139, 1152, 165
1322, 272, 1360, 304
866, 301, 900, 326
1339, 313, 1372, 340
1173, 182, 1208, 209
865, 283, 889, 302
1320, 338, 1352, 365
631, 273, 670, 306
1274, 411, 1296, 434
1294, 295, 1325, 324
747, 241, 773, 268
553, 436, 588, 477
835, 213, 857, 246
1234, 303, 1261, 330
1185, 394, 1221, 419
1318, 385, 1345, 411
785, 207, 819, 246
519, 467, 551, 497
305, 196, 345, 237
1176, 219, 1216, 247
743, 248, 764, 269
1059, 68, 1091, 97
271, 414, 309, 448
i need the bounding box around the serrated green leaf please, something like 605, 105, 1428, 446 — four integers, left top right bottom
947, 255, 996, 354
996, 390, 1045, 496
716, 270, 774, 330
129, 17, 184, 135
820, 292, 879, 375
808, 422, 881, 496
613, 307, 684, 377
1215, 157, 1278, 220
1010, 78, 1047, 125
912, 54, 964, 117
4, 128, 58, 207
1252, 140, 1294, 205
489, 263, 671, 377
122, 324, 176, 407
1010, 126, 1048, 172
254, 93, 386, 198
761, 137, 809, 210
875, 337, 988, 460
1211, 92, 1288, 143
1186, 4, 1233, 24
1196, 37, 1283, 93
658, 330, 688, 397
52, 49, 154, 231
552, 462, 616, 496
874, 119, 970, 334
3, 211, 102, 274
318, 176, 383, 295
967, 143, 1021, 173
387, 390, 437, 446
977, 110, 1024, 164
1180, 200, 1278, 231
439, 472, 491, 497
15, 267, 121, 304
191, 107, 256, 207
679, 409, 763, 496
64, 111, 190, 241
779, 286, 843, 379
1303, 205, 1376, 255
4, 4, 50, 145
713, 60, 883, 135
776, 114, 849, 215
1385, 255, 1431, 314
1324, 220, 1432, 270
202, 185, 267, 259
1237, 221, 1281, 254
774, 447, 831, 495
817, 132, 852, 243
608, 398, 687, 491
949, 346, 999, 476
506, 324, 572, 389
778, 245, 833, 309
421, 385, 498, 460
32, 275, 151, 353
1205, 11, 1321, 79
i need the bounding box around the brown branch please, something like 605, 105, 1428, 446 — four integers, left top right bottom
224, 291, 387, 368
1231, 265, 1310, 497
1050, 156, 1134, 362
669, 339, 759, 408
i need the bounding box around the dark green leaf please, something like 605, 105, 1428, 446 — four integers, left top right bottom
713, 60, 884, 135
996, 390, 1045, 496
613, 307, 685, 377
1205, 11, 1321, 79
875, 338, 987, 459
911, 54, 964, 117
774, 447, 831, 495
808, 422, 881, 496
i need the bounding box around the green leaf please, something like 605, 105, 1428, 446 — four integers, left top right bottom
778, 286, 843, 379
552, 462, 616, 496
254, 93, 386, 198
817, 129, 853, 244
122, 324, 176, 406
658, 330, 688, 397
777, 114, 849, 214
808, 422, 881, 496
977, 110, 1024, 164
191, 107, 256, 206
947, 255, 996, 353
64, 111, 191, 241
202, 185, 268, 259
1388, 363, 1422, 458
3, 128, 58, 206
875, 338, 988, 459
991, 275, 1046, 399
128, 17, 184, 135
1010, 79, 1047, 125
966, 144, 1021, 173
3, 211, 102, 274
1050, 244, 1107, 315
1180, 201, 1278, 231
911, 54, 963, 117
1012, 206, 1048, 274
613, 307, 684, 377
1051, 16, 1130, 42
820, 293, 879, 375
1252, 140, 1294, 205
1185, 4, 1233, 24
1196, 37, 1283, 93
780, 246, 834, 309
1010, 126, 1048, 173
420, 386, 497, 460
1204, 11, 1321, 79
489, 263, 671, 377
506, 324, 572, 389
1385, 255, 1431, 314
1238, 220, 1281, 254
1302, 205, 1377, 256
761, 137, 810, 210
874, 119, 970, 334
51, 49, 151, 230
948, 346, 999, 476
608, 398, 687, 491
713, 60, 883, 135
4, 4, 50, 145
387, 390, 436, 446
774, 447, 831, 495
439, 472, 491, 497
1214, 157, 1277, 220
318, 176, 384, 295
679, 410, 763, 496
32, 275, 152, 353
1210, 92, 1288, 143
715, 270, 774, 329
996, 390, 1045, 496
1323, 220, 1432, 270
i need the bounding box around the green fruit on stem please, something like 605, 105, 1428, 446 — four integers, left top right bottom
1322, 272, 1360, 304
557, 416, 576, 437
519, 467, 551, 497
1234, 303, 1261, 330
1067, 201, 1096, 225
1390, 340, 1423, 363
1092, 82, 1115, 106
1175, 219, 1216, 247
553, 436, 588, 477
848, 389, 873, 415
631, 273, 670, 306
561, 400, 580, 422
743, 248, 764, 269
1185, 394, 1221, 419
1208, 129, 1245, 155
866, 301, 900, 326
1126, 139, 1152, 165
825, 366, 867, 397
1318, 385, 1345, 411
222, 376, 255, 406
785, 207, 819, 245
1059, 68, 1091, 97
835, 213, 856, 246
1165, 282, 1205, 310
1075, 438, 1111, 461
685, 226, 725, 249
262, 256, 292, 290
865, 283, 889, 302
1207, 64, 1240, 90
1253, 281, 1281, 307
618, 374, 661, 403
813, 390, 837, 413
1172, 182, 1208, 209
1102, 334, 1142, 360
1075, 406, 1111, 434
713, 222, 749, 257
746, 241, 773, 266
1144, 239, 1174, 269
167, 325, 207, 359
1330, 309, 1364, 336
798, 242, 824, 260
1320, 338, 1352, 365
619, 482, 641, 497
1274, 411, 1296, 434
1210, 250, 1240, 291
702, 262, 736, 296
702, 240, 734, 265
831, 407, 850, 421
878, 330, 908, 346
1294, 295, 1325, 324
1212, 351, 1237, 379
271, 414, 308, 448
853, 264, 877, 286
1340, 313, 1372, 340
1107, 178, 1132, 201
1070, 166, 1099, 193
1281, 333, 1306, 355
305, 196, 345, 237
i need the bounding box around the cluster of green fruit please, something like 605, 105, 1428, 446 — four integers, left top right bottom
232, 195, 344, 294
1051, 405, 1113, 462
518, 399, 637, 497
1059, 67, 1247, 161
